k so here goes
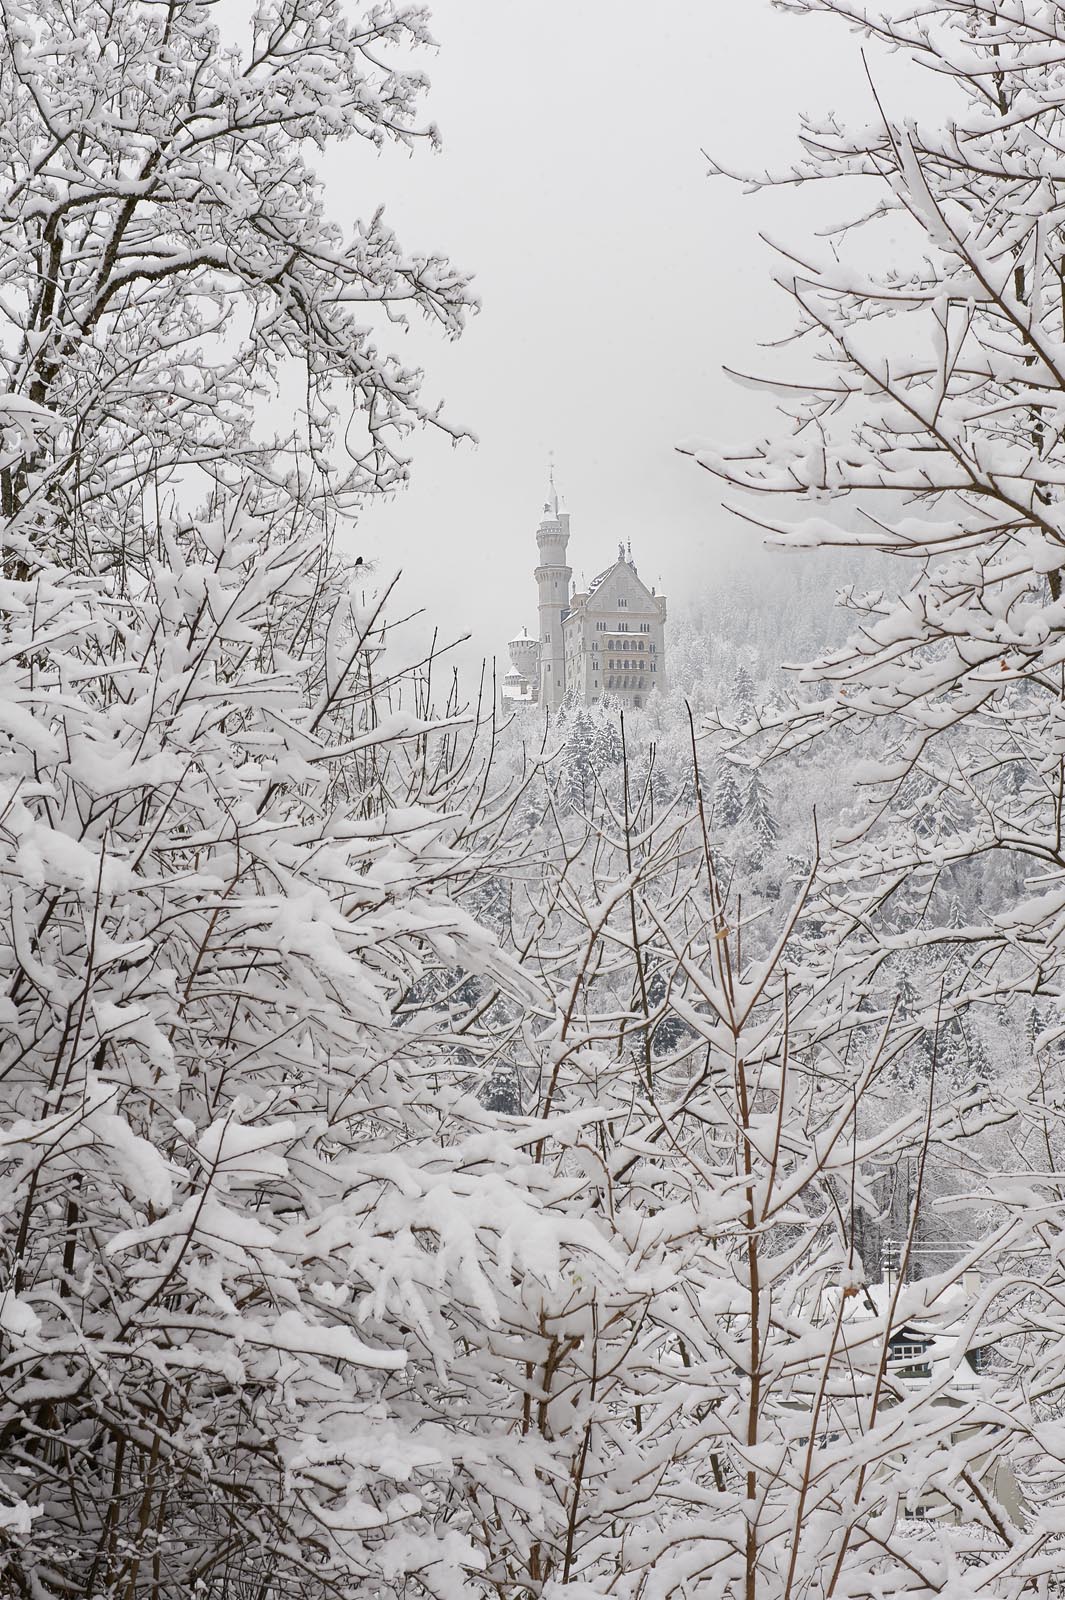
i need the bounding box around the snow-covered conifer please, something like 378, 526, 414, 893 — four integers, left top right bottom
729, 660, 756, 724
740, 765, 778, 851
713, 761, 745, 829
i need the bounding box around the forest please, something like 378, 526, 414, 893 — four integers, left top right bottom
1, 1, 1064, 1598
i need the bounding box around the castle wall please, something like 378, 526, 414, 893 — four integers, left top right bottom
566, 557, 666, 710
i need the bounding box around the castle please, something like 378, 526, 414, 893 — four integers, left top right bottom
503, 483, 667, 711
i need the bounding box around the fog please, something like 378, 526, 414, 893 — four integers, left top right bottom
317, 1, 918, 685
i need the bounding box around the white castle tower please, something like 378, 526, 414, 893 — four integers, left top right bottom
535, 474, 571, 712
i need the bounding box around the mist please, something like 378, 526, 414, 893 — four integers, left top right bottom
317, 0, 906, 688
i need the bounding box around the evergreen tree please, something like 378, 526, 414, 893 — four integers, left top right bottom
556, 707, 594, 811
1027, 1002, 1047, 1059
730, 661, 756, 723
589, 705, 624, 770
713, 761, 745, 829
740, 767, 778, 851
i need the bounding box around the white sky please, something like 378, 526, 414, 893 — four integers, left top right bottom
321, 0, 903, 684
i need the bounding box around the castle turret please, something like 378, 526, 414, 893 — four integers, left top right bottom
535, 475, 571, 711
502, 627, 539, 703
508, 627, 540, 686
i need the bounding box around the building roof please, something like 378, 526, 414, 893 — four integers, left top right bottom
587, 544, 626, 595
575, 553, 660, 614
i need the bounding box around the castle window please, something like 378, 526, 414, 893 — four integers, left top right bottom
618, 597, 627, 608
640, 622, 650, 633
618, 622, 628, 632
649, 642, 656, 653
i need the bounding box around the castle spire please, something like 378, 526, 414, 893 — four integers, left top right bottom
546, 451, 560, 517
535, 470, 571, 713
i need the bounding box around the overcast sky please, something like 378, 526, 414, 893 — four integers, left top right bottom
323, 1, 896, 684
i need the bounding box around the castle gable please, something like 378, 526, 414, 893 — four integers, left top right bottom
585, 559, 657, 613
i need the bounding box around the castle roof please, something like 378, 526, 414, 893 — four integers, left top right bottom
575, 551, 660, 615
587, 542, 642, 597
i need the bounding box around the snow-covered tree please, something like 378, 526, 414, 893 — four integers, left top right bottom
474, 741, 1052, 1594
740, 765, 778, 853
0, 0, 473, 570
713, 760, 745, 829
3, 466, 607, 1599
730, 660, 756, 724
688, 0, 1065, 1020
0, 4, 595, 1596
685, 0, 1065, 1569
